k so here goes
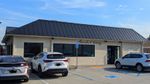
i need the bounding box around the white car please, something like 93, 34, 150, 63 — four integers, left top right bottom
0, 56, 29, 82
30, 52, 69, 77
115, 53, 150, 72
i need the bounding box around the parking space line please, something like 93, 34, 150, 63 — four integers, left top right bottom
31, 73, 49, 84
70, 72, 95, 81
39, 79, 49, 84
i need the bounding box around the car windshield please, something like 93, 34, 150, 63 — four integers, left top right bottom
145, 54, 150, 59
47, 54, 65, 59
0, 56, 25, 63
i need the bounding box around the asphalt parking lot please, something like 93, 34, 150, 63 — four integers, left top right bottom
2, 65, 150, 84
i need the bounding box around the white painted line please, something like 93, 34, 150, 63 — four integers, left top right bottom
39, 79, 49, 84
31, 73, 49, 84
70, 72, 96, 81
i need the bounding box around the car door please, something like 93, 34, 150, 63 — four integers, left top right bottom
33, 53, 44, 70
124, 54, 135, 66
120, 54, 132, 66
121, 54, 141, 66
32, 57, 38, 70
32, 54, 41, 70
129, 54, 143, 66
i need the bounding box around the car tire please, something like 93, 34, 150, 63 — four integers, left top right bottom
115, 62, 122, 69
23, 78, 29, 82
31, 63, 35, 73
38, 66, 44, 78
62, 72, 68, 77
136, 64, 143, 72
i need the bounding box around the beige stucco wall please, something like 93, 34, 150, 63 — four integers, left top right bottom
143, 41, 150, 53
13, 36, 51, 56
52, 39, 104, 65
122, 42, 142, 56
144, 41, 150, 47
52, 39, 142, 66
12, 36, 142, 66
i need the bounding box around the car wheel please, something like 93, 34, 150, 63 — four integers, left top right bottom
23, 78, 29, 82
38, 66, 43, 78
31, 63, 35, 73
136, 64, 143, 72
62, 72, 68, 77
115, 62, 122, 69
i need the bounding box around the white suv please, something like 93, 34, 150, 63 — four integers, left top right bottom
115, 53, 150, 72
31, 52, 69, 77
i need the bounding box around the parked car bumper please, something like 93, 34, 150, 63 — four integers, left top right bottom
43, 68, 68, 74
0, 75, 29, 81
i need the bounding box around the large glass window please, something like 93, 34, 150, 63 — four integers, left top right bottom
53, 44, 63, 53
63, 44, 75, 56
53, 43, 95, 57
24, 43, 43, 58
78, 45, 95, 56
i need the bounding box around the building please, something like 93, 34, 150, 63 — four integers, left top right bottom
0, 44, 7, 55
0, 45, 3, 55
2, 19, 146, 66
143, 35, 150, 53
143, 40, 150, 53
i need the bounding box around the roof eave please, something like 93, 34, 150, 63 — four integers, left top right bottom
1, 34, 13, 43
6, 34, 145, 43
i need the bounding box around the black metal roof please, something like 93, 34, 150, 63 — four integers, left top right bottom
6, 27, 17, 33
4, 19, 146, 42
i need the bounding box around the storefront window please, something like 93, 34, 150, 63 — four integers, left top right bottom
53, 43, 95, 57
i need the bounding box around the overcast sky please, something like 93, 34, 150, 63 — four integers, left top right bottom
0, 0, 150, 43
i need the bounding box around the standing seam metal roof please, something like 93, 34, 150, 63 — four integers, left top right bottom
5, 19, 146, 42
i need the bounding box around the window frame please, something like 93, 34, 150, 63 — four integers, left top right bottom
24, 42, 43, 58
123, 54, 131, 58
53, 43, 95, 57
123, 54, 143, 59
128, 54, 143, 58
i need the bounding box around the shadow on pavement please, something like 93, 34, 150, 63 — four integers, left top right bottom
0, 80, 23, 84
30, 71, 60, 80
39, 75, 60, 79
104, 67, 150, 74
